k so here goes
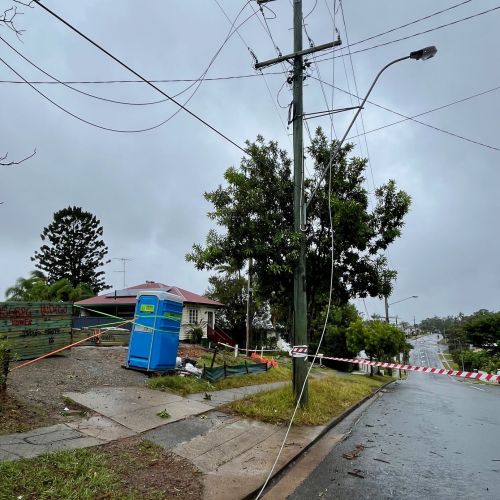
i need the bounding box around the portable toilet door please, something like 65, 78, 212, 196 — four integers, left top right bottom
127, 294, 162, 371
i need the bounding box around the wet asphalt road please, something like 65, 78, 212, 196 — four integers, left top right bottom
290, 334, 500, 499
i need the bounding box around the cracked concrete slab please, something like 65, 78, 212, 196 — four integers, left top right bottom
64, 386, 213, 432
143, 411, 238, 450
110, 399, 213, 433
64, 386, 184, 417
0, 424, 106, 460
66, 415, 136, 441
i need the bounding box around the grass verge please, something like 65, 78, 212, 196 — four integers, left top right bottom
439, 352, 460, 370
0, 437, 202, 499
148, 364, 291, 396
223, 373, 389, 426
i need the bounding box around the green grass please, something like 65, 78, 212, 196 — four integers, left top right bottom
0, 447, 119, 499
0, 440, 183, 500
148, 364, 291, 396
439, 352, 460, 370
223, 373, 389, 426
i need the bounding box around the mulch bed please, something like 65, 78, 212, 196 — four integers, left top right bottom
100, 437, 204, 499
0, 392, 53, 435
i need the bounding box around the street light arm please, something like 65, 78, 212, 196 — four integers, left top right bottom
305, 55, 410, 214
389, 295, 418, 306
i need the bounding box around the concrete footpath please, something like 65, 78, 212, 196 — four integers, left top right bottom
0, 379, 391, 499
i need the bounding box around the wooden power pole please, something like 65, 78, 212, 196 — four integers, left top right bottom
255, 0, 341, 406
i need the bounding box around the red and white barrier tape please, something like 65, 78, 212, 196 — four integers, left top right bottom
291, 345, 308, 358
302, 354, 500, 383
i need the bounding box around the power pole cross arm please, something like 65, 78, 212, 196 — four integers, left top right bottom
254, 38, 342, 70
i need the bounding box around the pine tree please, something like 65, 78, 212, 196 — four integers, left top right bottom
31, 206, 110, 293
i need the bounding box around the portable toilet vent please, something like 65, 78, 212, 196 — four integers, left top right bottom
126, 291, 183, 372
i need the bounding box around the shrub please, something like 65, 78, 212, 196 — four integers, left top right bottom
0, 341, 11, 391
189, 326, 203, 344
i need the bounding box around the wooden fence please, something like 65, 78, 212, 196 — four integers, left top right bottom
0, 302, 72, 361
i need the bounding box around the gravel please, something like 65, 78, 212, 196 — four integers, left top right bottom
8, 346, 148, 422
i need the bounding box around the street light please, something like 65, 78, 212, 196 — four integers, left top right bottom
385, 295, 418, 323
410, 46, 438, 60
306, 46, 438, 207
295, 46, 437, 407
389, 295, 419, 307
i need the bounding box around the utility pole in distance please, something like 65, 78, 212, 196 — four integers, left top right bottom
255, 0, 341, 407
246, 258, 253, 356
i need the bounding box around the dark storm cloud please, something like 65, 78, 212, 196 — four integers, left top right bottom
1, 0, 499, 320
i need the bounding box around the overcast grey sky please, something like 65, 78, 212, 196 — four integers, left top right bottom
1, 0, 499, 323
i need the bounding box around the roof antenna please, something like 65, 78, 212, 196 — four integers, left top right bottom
113, 257, 133, 288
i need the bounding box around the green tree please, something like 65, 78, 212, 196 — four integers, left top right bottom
347, 319, 406, 375
5, 270, 46, 300
310, 304, 361, 358
206, 272, 248, 342
31, 206, 110, 293
461, 309, 500, 352
187, 130, 411, 331
5, 271, 94, 302
206, 271, 270, 346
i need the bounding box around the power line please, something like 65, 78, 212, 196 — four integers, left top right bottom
304, 0, 319, 20
213, 0, 293, 146
31, 0, 247, 154
313, 4, 500, 63
0, 55, 185, 133
339, 0, 473, 51
310, 75, 500, 152
338, 0, 376, 189
0, 71, 285, 85
348, 85, 500, 143
302, 2, 338, 140
1, 1, 258, 138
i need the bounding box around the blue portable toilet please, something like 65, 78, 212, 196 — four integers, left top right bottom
126, 291, 183, 372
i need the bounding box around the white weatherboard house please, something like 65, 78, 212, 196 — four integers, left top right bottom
75, 281, 228, 342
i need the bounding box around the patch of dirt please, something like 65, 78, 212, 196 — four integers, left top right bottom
178, 343, 210, 359
0, 392, 54, 435
6, 346, 148, 431
101, 436, 204, 499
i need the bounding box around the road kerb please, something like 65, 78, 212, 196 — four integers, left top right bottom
244, 378, 397, 500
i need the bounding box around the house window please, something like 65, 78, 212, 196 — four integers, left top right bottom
189, 308, 198, 324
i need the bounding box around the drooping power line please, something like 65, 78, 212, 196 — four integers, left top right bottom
309, 75, 500, 152
31, 0, 248, 153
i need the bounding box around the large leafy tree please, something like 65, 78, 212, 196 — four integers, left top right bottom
462, 309, 500, 352
5, 270, 47, 301
32, 206, 110, 293
206, 272, 248, 341
347, 319, 407, 374
187, 129, 411, 333
206, 271, 270, 346
309, 304, 361, 359
5, 270, 95, 302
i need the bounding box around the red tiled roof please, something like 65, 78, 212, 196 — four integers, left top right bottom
75, 282, 223, 307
